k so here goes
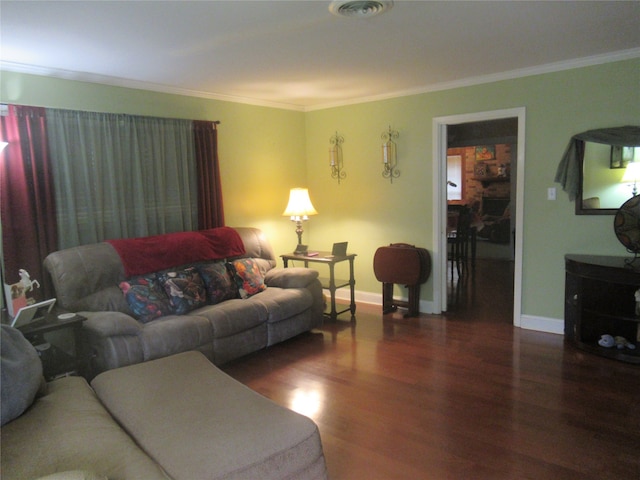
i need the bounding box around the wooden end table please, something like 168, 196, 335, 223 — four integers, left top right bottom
281, 251, 356, 320
18, 312, 86, 380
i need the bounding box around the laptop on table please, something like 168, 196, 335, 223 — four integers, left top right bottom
10, 298, 57, 328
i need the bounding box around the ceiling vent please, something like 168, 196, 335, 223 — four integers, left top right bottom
329, 1, 394, 19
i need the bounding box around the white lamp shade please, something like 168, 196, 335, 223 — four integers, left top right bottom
622, 162, 640, 183
282, 188, 318, 217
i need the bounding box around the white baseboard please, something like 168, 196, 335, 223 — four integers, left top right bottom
333, 288, 564, 335
333, 288, 436, 316
519, 315, 564, 335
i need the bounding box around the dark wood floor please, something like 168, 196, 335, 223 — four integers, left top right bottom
223, 259, 640, 479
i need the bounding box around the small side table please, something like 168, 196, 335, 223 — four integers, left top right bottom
18, 312, 86, 380
281, 251, 357, 320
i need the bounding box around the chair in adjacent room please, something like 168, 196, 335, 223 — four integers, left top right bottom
447, 205, 473, 276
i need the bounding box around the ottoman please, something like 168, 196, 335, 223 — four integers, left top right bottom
91, 351, 327, 480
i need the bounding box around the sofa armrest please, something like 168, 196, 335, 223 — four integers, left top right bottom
80, 312, 142, 338
79, 312, 144, 379
264, 267, 319, 289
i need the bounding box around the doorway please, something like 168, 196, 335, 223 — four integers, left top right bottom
432, 108, 526, 327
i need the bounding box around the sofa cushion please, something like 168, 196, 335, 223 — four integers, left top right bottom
76, 286, 132, 315
91, 351, 327, 480
157, 267, 207, 314
193, 299, 268, 339
0, 376, 168, 480
1, 325, 44, 426
119, 274, 173, 323
140, 314, 214, 362
43, 242, 127, 313
249, 287, 314, 324
229, 258, 267, 299
196, 261, 238, 304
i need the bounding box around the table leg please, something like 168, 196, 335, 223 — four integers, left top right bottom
328, 263, 337, 318
349, 258, 356, 315
471, 227, 477, 269
382, 283, 394, 313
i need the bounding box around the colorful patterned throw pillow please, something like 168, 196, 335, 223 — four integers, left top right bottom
119, 274, 173, 323
158, 267, 207, 314
229, 258, 267, 299
196, 262, 238, 304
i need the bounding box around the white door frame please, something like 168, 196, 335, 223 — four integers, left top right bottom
431, 107, 526, 326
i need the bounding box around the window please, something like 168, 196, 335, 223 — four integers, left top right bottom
447, 155, 462, 201
46, 109, 197, 248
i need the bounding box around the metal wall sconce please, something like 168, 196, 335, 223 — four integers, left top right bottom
329, 131, 346, 184
381, 126, 399, 183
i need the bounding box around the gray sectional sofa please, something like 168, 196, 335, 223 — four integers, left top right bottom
43, 227, 324, 379
1, 325, 328, 479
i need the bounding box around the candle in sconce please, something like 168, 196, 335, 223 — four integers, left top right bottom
329, 147, 336, 166
382, 143, 389, 164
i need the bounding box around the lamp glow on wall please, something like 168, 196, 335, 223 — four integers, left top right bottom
381, 126, 399, 183
622, 161, 640, 196
329, 132, 346, 184
282, 188, 318, 245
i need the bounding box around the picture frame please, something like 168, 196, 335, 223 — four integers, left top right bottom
474, 161, 487, 177
475, 145, 495, 161
610, 145, 635, 169
4, 281, 27, 317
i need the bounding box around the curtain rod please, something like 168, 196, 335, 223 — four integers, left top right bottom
1, 103, 221, 125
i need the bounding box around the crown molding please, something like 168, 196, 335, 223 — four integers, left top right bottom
2, 47, 639, 113
0, 62, 307, 112
304, 47, 640, 111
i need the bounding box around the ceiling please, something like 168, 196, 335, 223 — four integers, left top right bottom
1, 1, 639, 111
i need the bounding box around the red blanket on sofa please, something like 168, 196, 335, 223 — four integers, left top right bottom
107, 227, 246, 277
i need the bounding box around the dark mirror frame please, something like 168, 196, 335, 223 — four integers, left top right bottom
568, 126, 640, 216
575, 150, 619, 215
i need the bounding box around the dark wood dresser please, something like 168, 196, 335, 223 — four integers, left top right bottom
565, 254, 640, 364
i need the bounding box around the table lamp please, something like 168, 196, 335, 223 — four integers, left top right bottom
282, 188, 318, 245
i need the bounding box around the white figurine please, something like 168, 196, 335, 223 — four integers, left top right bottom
18, 269, 40, 293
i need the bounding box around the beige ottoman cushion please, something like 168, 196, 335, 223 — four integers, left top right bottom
1, 376, 169, 480
35, 471, 108, 480
91, 351, 327, 480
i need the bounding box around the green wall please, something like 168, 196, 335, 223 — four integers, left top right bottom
2, 58, 639, 325
305, 59, 640, 322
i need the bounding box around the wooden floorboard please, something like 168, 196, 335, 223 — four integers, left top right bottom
222, 259, 640, 479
